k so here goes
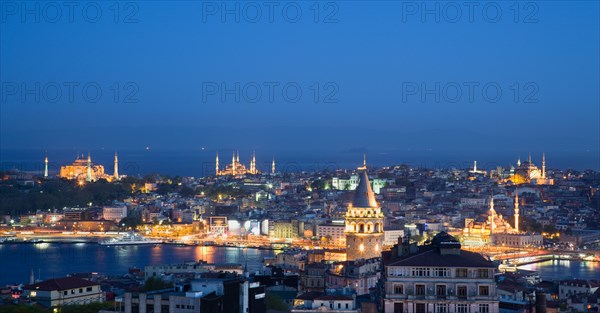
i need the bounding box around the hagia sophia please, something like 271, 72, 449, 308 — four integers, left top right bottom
52, 153, 120, 182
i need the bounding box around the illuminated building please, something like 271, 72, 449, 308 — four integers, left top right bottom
462, 194, 543, 248
462, 197, 516, 246
216, 151, 259, 176
58, 153, 113, 182
102, 206, 127, 222
345, 161, 384, 261
317, 221, 346, 246
326, 258, 381, 296
505, 153, 554, 185
331, 174, 388, 194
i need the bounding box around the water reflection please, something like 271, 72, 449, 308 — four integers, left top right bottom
0, 243, 275, 284
519, 259, 600, 280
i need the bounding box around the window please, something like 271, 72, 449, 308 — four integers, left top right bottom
415, 284, 425, 296
346, 303, 349, 309
394, 302, 404, 313
416, 303, 426, 313
435, 303, 448, 313
477, 269, 489, 278
63, 291, 68, 295
412, 267, 431, 277
436, 268, 449, 277
457, 304, 468, 313
479, 304, 489, 313
394, 284, 404, 294
457, 286, 467, 298
86, 287, 92, 292
479, 286, 489, 296
79, 288, 83, 293
456, 268, 468, 278
338, 303, 341, 309
71, 289, 75, 294
436, 285, 446, 297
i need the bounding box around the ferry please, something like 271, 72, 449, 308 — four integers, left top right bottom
99, 233, 163, 246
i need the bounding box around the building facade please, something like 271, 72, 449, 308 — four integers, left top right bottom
382, 232, 499, 313
103, 206, 128, 222
24, 277, 104, 308
317, 222, 346, 245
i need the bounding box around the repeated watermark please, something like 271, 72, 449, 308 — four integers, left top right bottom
201, 81, 339, 104
201, 1, 339, 23
400, 1, 539, 23
1, 81, 140, 104
0, 1, 139, 23
401, 81, 539, 104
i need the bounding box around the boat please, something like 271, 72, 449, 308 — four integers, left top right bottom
99, 233, 163, 246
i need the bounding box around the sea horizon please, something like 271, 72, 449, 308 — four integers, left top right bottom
1, 148, 598, 177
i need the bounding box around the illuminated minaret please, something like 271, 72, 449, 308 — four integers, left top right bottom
514, 190, 520, 233
215, 151, 220, 176
232, 151, 236, 176
488, 196, 496, 235
86, 153, 92, 182
236, 151, 240, 163
517, 157, 521, 167
358, 154, 367, 170
44, 155, 48, 178
250, 151, 256, 174
528, 152, 532, 164
542, 152, 546, 179
271, 156, 275, 175
113, 152, 119, 180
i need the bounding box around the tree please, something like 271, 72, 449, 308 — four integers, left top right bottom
143, 277, 173, 291
265, 293, 289, 312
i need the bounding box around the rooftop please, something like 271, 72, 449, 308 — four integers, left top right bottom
352, 171, 377, 208
24, 277, 98, 291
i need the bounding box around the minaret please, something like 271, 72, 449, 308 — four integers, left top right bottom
528, 152, 531, 164
271, 156, 275, 175
514, 190, 520, 233
113, 152, 119, 180
44, 155, 48, 178
236, 150, 240, 163
358, 154, 367, 170
251, 151, 256, 174
215, 151, 220, 176
488, 196, 496, 235
517, 157, 521, 167
232, 151, 236, 176
86, 153, 92, 182
542, 152, 546, 179
473, 160, 477, 173
30, 269, 35, 285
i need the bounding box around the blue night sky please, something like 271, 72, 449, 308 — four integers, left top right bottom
1, 1, 599, 171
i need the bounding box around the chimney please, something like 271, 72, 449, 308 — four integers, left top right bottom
535, 290, 547, 313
